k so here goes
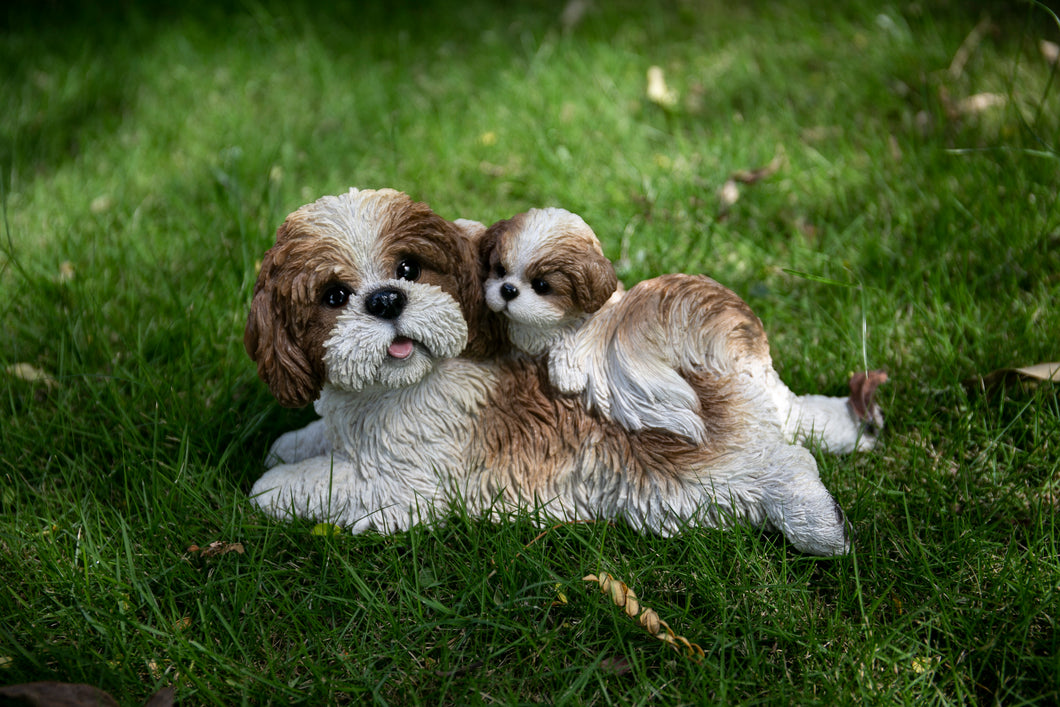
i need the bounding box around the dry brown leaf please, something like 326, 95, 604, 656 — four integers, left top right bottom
717, 149, 785, 216
584, 573, 705, 660
729, 150, 785, 184
188, 540, 245, 558
967, 362, 1060, 394
6, 363, 58, 389
0, 682, 119, 706
956, 92, 1006, 115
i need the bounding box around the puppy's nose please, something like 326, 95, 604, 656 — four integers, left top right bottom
500, 283, 519, 302
364, 288, 407, 320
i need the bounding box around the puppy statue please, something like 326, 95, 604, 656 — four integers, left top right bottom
481, 208, 886, 451
246, 188, 864, 555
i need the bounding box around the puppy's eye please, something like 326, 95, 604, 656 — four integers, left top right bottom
493, 263, 506, 278
531, 278, 551, 295
396, 258, 421, 281
322, 284, 353, 309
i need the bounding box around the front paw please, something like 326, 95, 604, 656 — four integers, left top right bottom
265, 419, 329, 468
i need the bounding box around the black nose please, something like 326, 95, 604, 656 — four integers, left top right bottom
500, 283, 519, 302
364, 288, 407, 320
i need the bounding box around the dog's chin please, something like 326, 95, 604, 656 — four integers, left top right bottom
323, 282, 468, 392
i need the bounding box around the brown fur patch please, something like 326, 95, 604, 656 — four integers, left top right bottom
614, 274, 770, 368
524, 238, 617, 314
473, 357, 738, 505
245, 220, 360, 407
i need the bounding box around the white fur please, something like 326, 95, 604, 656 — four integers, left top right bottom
322, 279, 468, 393
549, 292, 710, 443
254, 360, 493, 532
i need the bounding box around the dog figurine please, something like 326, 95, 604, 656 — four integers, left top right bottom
481, 208, 885, 451
245, 188, 858, 555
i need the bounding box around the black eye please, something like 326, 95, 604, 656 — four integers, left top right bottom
493, 263, 506, 278
531, 278, 551, 295
396, 258, 421, 281
322, 284, 352, 309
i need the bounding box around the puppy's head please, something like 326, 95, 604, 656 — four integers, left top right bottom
245, 188, 488, 407
481, 208, 617, 336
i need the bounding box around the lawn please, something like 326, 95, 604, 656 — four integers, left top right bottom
2, 0, 1059, 704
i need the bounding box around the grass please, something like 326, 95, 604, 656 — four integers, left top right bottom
2, 0, 1059, 703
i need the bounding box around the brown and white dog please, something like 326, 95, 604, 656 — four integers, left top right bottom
482, 209, 886, 452
245, 188, 855, 555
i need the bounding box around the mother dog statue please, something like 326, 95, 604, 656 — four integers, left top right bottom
245, 188, 870, 555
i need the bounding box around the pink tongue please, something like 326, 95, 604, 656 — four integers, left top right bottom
387, 337, 415, 359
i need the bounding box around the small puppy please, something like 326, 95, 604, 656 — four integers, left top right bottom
482, 209, 885, 451
482, 208, 620, 355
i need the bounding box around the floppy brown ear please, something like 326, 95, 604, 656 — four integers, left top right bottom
458, 217, 511, 358
244, 229, 325, 408
572, 247, 619, 313
477, 218, 508, 276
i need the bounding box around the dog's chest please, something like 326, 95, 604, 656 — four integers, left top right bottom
316, 360, 495, 481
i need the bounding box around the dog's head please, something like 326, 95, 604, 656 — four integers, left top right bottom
245, 188, 492, 407
481, 208, 617, 339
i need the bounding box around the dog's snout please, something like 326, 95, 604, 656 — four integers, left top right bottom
365, 288, 407, 320
500, 283, 519, 302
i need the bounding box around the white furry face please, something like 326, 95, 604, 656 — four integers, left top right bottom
245, 188, 483, 406
322, 278, 468, 391
482, 208, 618, 353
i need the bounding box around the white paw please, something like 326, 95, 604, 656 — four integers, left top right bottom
265, 419, 329, 468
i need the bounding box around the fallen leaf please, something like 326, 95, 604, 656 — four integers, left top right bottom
911, 656, 940, 674
188, 540, 245, 558
144, 687, 176, 707
311, 522, 343, 537
0, 682, 120, 707
966, 362, 1060, 394
6, 363, 58, 389
90, 195, 113, 214
956, 92, 1006, 115
599, 655, 633, 676
717, 149, 785, 216
646, 66, 678, 108
729, 150, 785, 185
1041, 39, 1059, 65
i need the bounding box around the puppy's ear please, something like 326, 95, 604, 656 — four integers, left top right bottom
459, 217, 511, 358
572, 248, 619, 313
244, 225, 325, 408
477, 218, 509, 275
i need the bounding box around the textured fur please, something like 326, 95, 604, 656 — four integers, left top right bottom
482, 212, 884, 452
246, 189, 857, 555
